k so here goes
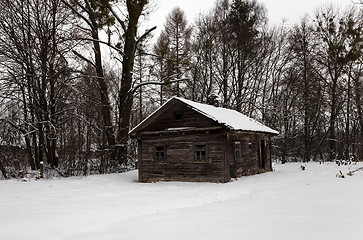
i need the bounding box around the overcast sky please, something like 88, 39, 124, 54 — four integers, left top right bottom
145, 0, 357, 38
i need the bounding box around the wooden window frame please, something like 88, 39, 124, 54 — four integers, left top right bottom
194, 144, 209, 163
154, 144, 166, 162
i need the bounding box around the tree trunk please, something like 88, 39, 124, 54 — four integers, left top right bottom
236, 52, 243, 112
302, 40, 311, 163
328, 80, 338, 161
117, 0, 147, 165
89, 20, 116, 160
118, 19, 138, 165
345, 72, 351, 161
0, 158, 8, 179
31, 109, 40, 169
353, 75, 363, 161
24, 136, 36, 170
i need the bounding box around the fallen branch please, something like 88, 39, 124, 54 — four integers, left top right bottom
347, 167, 363, 176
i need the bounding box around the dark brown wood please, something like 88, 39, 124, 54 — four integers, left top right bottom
117, 0, 150, 165
132, 99, 276, 183
139, 127, 223, 137
226, 132, 272, 178
139, 130, 226, 182
130, 99, 221, 136
137, 138, 143, 182
224, 132, 230, 182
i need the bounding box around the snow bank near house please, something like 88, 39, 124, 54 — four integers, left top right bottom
0, 162, 362, 240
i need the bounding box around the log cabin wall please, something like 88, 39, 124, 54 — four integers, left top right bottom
141, 102, 219, 132
131, 98, 278, 182
138, 129, 227, 183
227, 132, 272, 178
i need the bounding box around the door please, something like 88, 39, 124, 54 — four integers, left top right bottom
260, 140, 266, 169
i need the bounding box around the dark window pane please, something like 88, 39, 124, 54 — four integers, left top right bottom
156, 146, 164, 151
195, 145, 206, 162
201, 151, 206, 160
235, 150, 240, 160
174, 112, 183, 120
155, 146, 165, 161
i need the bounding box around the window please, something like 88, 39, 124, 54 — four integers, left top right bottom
174, 111, 183, 120
155, 145, 165, 161
234, 141, 241, 161
195, 144, 207, 162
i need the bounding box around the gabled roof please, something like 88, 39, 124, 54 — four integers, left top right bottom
129, 96, 279, 136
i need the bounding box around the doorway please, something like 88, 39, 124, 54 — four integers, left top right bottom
259, 140, 266, 169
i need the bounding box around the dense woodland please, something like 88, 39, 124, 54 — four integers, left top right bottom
0, 0, 362, 178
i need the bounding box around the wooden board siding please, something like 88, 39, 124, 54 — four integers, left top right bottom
131, 98, 277, 182
141, 101, 219, 132
139, 130, 227, 182
227, 132, 272, 178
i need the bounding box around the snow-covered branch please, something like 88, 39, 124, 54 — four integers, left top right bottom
136, 26, 157, 46
77, 38, 125, 56
72, 50, 95, 67
129, 78, 188, 94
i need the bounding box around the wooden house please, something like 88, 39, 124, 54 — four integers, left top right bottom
129, 97, 279, 183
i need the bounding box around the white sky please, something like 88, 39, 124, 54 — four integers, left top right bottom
145, 0, 357, 38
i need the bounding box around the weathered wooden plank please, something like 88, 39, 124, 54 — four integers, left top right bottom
139, 131, 227, 182
142, 102, 220, 132
134, 99, 275, 182
227, 132, 273, 178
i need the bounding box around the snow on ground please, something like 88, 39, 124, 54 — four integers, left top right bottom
1, 162, 362, 240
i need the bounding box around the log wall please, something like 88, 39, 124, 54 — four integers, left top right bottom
142, 103, 218, 132
227, 132, 272, 178
139, 129, 227, 182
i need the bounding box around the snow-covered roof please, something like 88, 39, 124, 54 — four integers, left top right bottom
130, 96, 279, 135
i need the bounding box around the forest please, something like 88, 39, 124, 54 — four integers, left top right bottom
0, 0, 362, 179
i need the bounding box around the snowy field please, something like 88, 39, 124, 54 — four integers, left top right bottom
1, 162, 362, 240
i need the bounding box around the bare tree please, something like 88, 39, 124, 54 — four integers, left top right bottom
289, 18, 324, 162
314, 5, 362, 161
0, 0, 76, 169
61, 0, 118, 161
62, 0, 154, 165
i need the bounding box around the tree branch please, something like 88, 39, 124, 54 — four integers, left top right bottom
108, 6, 127, 32
130, 78, 188, 94
72, 50, 95, 67
60, 0, 95, 31
136, 26, 157, 46
77, 38, 125, 56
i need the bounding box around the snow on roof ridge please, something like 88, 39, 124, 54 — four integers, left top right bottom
173, 97, 279, 135
129, 96, 175, 134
